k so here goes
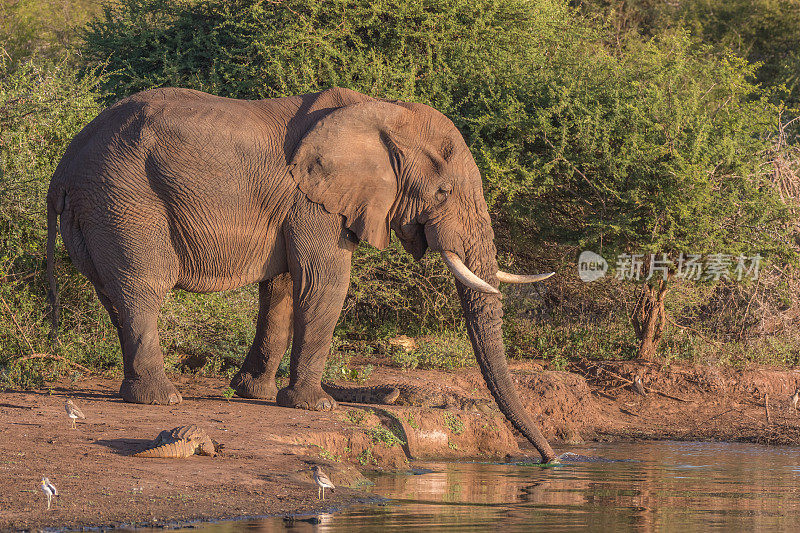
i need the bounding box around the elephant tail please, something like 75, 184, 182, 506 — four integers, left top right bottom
46, 188, 64, 347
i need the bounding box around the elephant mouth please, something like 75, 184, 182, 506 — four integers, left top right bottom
395, 222, 554, 290
396, 223, 428, 261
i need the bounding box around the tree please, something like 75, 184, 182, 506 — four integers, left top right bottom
505, 31, 795, 359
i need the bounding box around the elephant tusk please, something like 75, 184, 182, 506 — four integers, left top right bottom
496, 270, 555, 283
441, 251, 501, 295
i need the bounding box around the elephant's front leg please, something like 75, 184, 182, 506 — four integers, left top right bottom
275, 207, 355, 411
230, 273, 293, 400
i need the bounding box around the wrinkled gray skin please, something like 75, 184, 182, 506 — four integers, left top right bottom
47, 87, 557, 462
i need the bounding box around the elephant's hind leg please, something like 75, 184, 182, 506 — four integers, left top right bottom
230, 272, 293, 400
79, 213, 181, 405
117, 309, 182, 405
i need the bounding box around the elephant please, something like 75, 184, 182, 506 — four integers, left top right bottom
46, 87, 558, 462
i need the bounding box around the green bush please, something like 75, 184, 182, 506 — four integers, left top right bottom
388, 331, 474, 370
0, 0, 99, 64
343, 239, 461, 335
500, 30, 791, 259
0, 55, 110, 382
576, 0, 800, 109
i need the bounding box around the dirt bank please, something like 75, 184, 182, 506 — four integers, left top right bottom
3, 360, 800, 530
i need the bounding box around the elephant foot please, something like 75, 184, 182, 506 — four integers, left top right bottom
230, 370, 278, 400
276, 384, 337, 411
120, 375, 182, 405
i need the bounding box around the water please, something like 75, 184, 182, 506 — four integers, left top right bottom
180, 441, 800, 532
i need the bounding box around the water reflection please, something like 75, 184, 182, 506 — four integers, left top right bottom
181, 441, 800, 532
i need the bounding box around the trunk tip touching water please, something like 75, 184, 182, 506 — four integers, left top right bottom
457, 282, 558, 464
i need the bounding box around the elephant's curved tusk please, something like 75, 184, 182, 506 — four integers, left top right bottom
440, 251, 501, 295
496, 270, 555, 283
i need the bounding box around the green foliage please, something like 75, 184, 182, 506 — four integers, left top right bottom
504, 30, 792, 259
160, 287, 258, 374
83, 0, 570, 107
390, 346, 419, 370
323, 341, 374, 383
357, 448, 377, 466
342, 239, 461, 335
0, 55, 112, 380
679, 1, 800, 109
164, 289, 256, 354
504, 316, 638, 362
577, 0, 800, 109
0, 0, 99, 64
390, 332, 475, 370
415, 333, 475, 370
366, 426, 405, 447
314, 445, 342, 463
276, 350, 291, 379
443, 412, 464, 435
345, 409, 369, 426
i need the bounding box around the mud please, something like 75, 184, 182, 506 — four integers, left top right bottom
2, 360, 800, 530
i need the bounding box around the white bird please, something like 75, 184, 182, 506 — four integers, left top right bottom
791, 388, 799, 414
65, 398, 85, 429
40, 477, 58, 510
312, 465, 335, 501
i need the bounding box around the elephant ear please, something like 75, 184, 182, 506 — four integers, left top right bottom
289, 101, 409, 249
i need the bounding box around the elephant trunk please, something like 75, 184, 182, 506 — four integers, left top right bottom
457, 283, 557, 463
452, 241, 557, 463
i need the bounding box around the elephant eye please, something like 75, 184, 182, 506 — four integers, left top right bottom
435, 184, 452, 203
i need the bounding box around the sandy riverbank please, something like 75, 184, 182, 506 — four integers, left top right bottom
2, 360, 799, 530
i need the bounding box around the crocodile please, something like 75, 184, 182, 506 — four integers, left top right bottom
133, 425, 223, 458
321, 383, 497, 415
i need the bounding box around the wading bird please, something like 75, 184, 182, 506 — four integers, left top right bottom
40, 477, 58, 510
65, 398, 85, 429
312, 465, 335, 500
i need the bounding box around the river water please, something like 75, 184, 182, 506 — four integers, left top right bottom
182, 441, 800, 532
